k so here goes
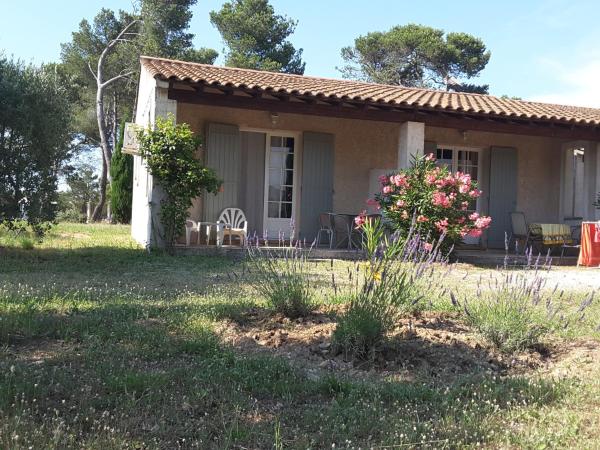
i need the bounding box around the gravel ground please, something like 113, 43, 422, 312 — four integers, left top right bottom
536, 267, 600, 292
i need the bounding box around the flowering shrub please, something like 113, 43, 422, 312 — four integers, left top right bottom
333, 218, 447, 359
370, 154, 492, 254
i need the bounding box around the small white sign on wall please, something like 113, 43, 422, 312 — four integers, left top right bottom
122, 122, 142, 155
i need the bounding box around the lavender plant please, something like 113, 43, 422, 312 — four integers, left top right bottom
452, 270, 594, 353
333, 217, 447, 359
244, 238, 315, 318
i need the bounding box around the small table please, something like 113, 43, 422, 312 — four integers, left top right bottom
578, 222, 600, 267
331, 214, 362, 249
185, 221, 224, 246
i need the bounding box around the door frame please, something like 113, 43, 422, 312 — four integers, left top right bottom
259, 130, 302, 240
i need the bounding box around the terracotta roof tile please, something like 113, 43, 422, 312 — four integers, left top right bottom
141, 56, 600, 126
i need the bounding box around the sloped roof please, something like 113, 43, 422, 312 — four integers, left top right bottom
141, 56, 600, 127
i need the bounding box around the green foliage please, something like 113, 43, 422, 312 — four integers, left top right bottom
458, 274, 555, 353
333, 218, 439, 359
340, 23, 490, 93
139, 0, 218, 63
110, 122, 133, 223
0, 56, 73, 236
373, 154, 491, 255
138, 116, 221, 250
245, 246, 315, 318
210, 0, 305, 74
58, 162, 99, 223
60, 8, 139, 142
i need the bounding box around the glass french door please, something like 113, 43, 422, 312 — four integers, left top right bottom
435, 146, 481, 244
263, 134, 297, 240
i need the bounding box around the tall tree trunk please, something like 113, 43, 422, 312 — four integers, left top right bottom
92, 154, 107, 221
89, 18, 139, 222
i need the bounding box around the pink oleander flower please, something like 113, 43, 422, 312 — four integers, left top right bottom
425, 153, 436, 161
396, 199, 405, 207
378, 175, 389, 185
432, 191, 452, 208
458, 184, 470, 194
425, 173, 437, 185
434, 218, 449, 232
390, 174, 410, 188
475, 216, 492, 229
354, 210, 367, 228
382, 185, 394, 194
469, 189, 482, 198
469, 212, 480, 221
417, 215, 429, 223
457, 173, 471, 185
468, 228, 483, 237
423, 242, 433, 252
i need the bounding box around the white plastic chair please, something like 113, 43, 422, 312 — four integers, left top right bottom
217, 208, 248, 246
185, 220, 201, 246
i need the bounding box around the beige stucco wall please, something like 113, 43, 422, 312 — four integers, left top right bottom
425, 127, 566, 223
177, 102, 567, 229
177, 102, 400, 220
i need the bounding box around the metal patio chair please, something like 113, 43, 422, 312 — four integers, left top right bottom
509, 211, 533, 253
316, 213, 334, 248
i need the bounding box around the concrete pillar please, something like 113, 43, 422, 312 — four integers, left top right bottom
397, 121, 425, 169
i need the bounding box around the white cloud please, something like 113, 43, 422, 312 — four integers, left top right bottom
529, 54, 600, 108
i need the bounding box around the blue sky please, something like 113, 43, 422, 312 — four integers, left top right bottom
1, 0, 600, 107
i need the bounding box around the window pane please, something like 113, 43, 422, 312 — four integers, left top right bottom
284, 170, 294, 185
268, 202, 280, 218
285, 153, 294, 169
284, 137, 295, 152
268, 169, 281, 201
280, 202, 292, 218
269, 168, 282, 185
270, 151, 284, 168
281, 186, 293, 202
436, 148, 452, 168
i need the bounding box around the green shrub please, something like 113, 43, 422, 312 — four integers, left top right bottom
371, 154, 492, 255
18, 236, 35, 250
110, 120, 133, 223
245, 245, 314, 318
460, 274, 552, 353
333, 218, 443, 359
138, 115, 221, 250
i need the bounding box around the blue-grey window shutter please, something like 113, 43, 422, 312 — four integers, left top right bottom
204, 123, 241, 222
300, 132, 334, 242
488, 146, 518, 249
240, 131, 265, 236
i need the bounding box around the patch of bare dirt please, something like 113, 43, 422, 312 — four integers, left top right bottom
3, 339, 75, 365
217, 309, 599, 383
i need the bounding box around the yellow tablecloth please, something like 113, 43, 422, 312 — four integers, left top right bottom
528, 223, 573, 245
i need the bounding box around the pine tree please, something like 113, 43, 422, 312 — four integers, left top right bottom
110, 122, 133, 223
